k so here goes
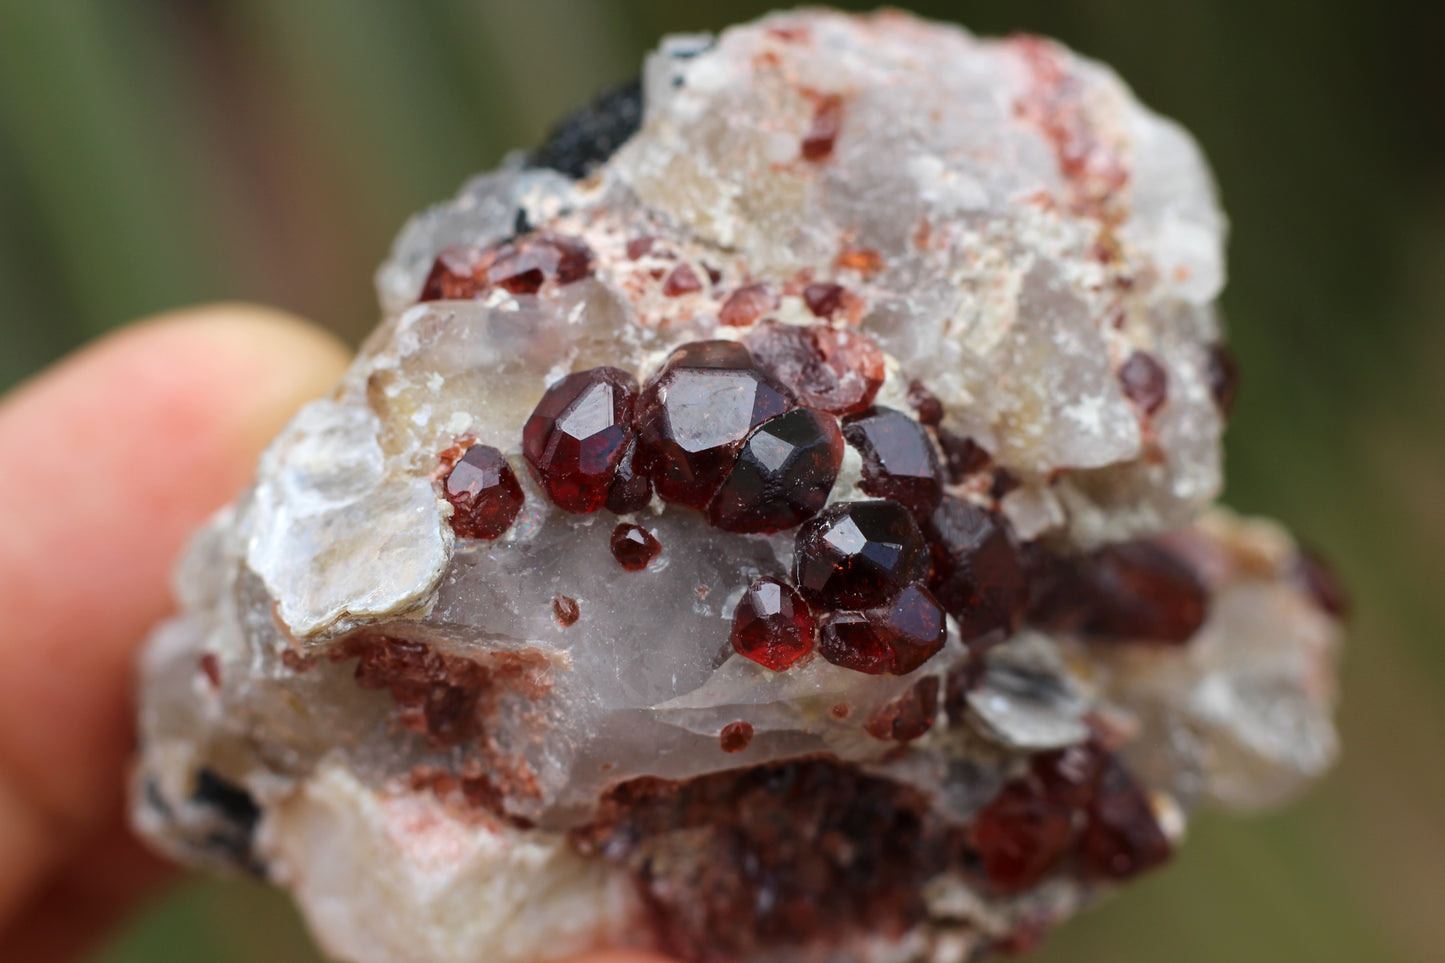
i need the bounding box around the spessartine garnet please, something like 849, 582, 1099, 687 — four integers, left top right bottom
1117, 351, 1168, 415
794, 501, 930, 609
1027, 539, 1208, 644
708, 408, 843, 533
817, 583, 947, 675
633, 341, 794, 510
610, 523, 661, 571
419, 233, 593, 301
730, 577, 815, 671
925, 497, 1030, 643
967, 779, 1076, 893
523, 366, 639, 513
441, 444, 525, 539
603, 440, 653, 515
842, 406, 945, 518
1076, 754, 1172, 881
744, 321, 884, 416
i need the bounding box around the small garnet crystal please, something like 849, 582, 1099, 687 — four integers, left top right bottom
419, 233, 593, 301
967, 779, 1077, 894
603, 440, 653, 515
1118, 351, 1169, 415
442, 444, 525, 539
1205, 343, 1240, 417
842, 406, 945, 518
818, 583, 947, 675
718, 721, 754, 753
1076, 755, 1172, 881
730, 577, 815, 671
865, 676, 940, 742
744, 321, 884, 416
794, 501, 930, 609
708, 408, 843, 533
523, 367, 639, 513
610, 522, 661, 571
633, 341, 794, 509
925, 497, 1029, 643
1027, 540, 1208, 644
718, 283, 776, 327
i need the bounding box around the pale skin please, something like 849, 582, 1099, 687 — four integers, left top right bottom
0, 305, 673, 963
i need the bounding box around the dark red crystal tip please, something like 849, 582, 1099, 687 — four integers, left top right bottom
442, 444, 525, 540
610, 522, 661, 571
731, 577, 816, 671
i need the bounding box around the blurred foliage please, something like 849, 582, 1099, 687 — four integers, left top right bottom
0, 1, 1441, 961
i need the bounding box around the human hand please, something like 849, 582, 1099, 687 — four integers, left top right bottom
0, 306, 672, 963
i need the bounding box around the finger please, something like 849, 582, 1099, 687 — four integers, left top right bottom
0, 305, 350, 929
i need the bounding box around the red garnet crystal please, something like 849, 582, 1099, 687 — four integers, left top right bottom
744, 321, 884, 416
1118, 351, 1169, 415
818, 583, 947, 675
925, 497, 1029, 643
967, 779, 1077, 894
937, 429, 993, 483
708, 408, 843, 534
718, 283, 776, 327
441, 444, 525, 539
1076, 755, 1171, 881
905, 380, 944, 427
865, 676, 940, 742
603, 440, 653, 515
662, 263, 704, 297
794, 501, 930, 609
634, 341, 794, 509
730, 577, 815, 671
523, 367, 639, 513
802, 283, 846, 319
419, 233, 592, 301
1205, 343, 1240, 417
610, 522, 661, 571
1027, 540, 1208, 644
842, 406, 945, 518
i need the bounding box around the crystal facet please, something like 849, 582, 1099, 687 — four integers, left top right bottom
523, 367, 639, 513
634, 341, 794, 509
730, 577, 816, 671
708, 408, 843, 533
441, 444, 525, 539
794, 501, 930, 609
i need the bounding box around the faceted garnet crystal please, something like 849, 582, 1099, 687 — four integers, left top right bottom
610, 522, 661, 571
708, 408, 844, 533
1117, 351, 1169, 415
744, 321, 883, 416
842, 406, 945, 518
603, 440, 652, 514
441, 444, 525, 539
730, 577, 815, 671
419, 232, 592, 301
1076, 754, 1172, 881
794, 501, 930, 609
1028, 539, 1208, 643
523, 367, 639, 513
633, 341, 794, 509
818, 583, 947, 675
925, 497, 1029, 643
967, 780, 1076, 894
718, 283, 776, 327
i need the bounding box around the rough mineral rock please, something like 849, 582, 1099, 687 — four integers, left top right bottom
132, 9, 1343, 963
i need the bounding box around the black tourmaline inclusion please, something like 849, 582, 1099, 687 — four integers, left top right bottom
530, 79, 644, 179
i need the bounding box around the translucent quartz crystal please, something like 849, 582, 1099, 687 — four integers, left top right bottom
131, 10, 1342, 963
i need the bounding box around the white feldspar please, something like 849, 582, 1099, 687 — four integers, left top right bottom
132, 9, 1339, 963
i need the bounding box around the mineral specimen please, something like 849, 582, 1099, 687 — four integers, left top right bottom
131, 9, 1344, 963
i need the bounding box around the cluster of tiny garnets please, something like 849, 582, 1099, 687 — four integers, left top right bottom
433, 242, 1215, 685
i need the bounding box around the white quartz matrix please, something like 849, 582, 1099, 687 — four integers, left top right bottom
131, 10, 1342, 963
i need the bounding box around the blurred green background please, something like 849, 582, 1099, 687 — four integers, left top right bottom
1, 1, 1441, 961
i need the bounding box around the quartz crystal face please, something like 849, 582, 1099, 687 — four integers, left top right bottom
132, 10, 1345, 963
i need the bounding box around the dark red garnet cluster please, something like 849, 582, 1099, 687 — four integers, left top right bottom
967, 739, 1171, 892
437, 316, 1210, 680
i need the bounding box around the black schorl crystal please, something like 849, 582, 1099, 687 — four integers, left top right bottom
530, 79, 644, 179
